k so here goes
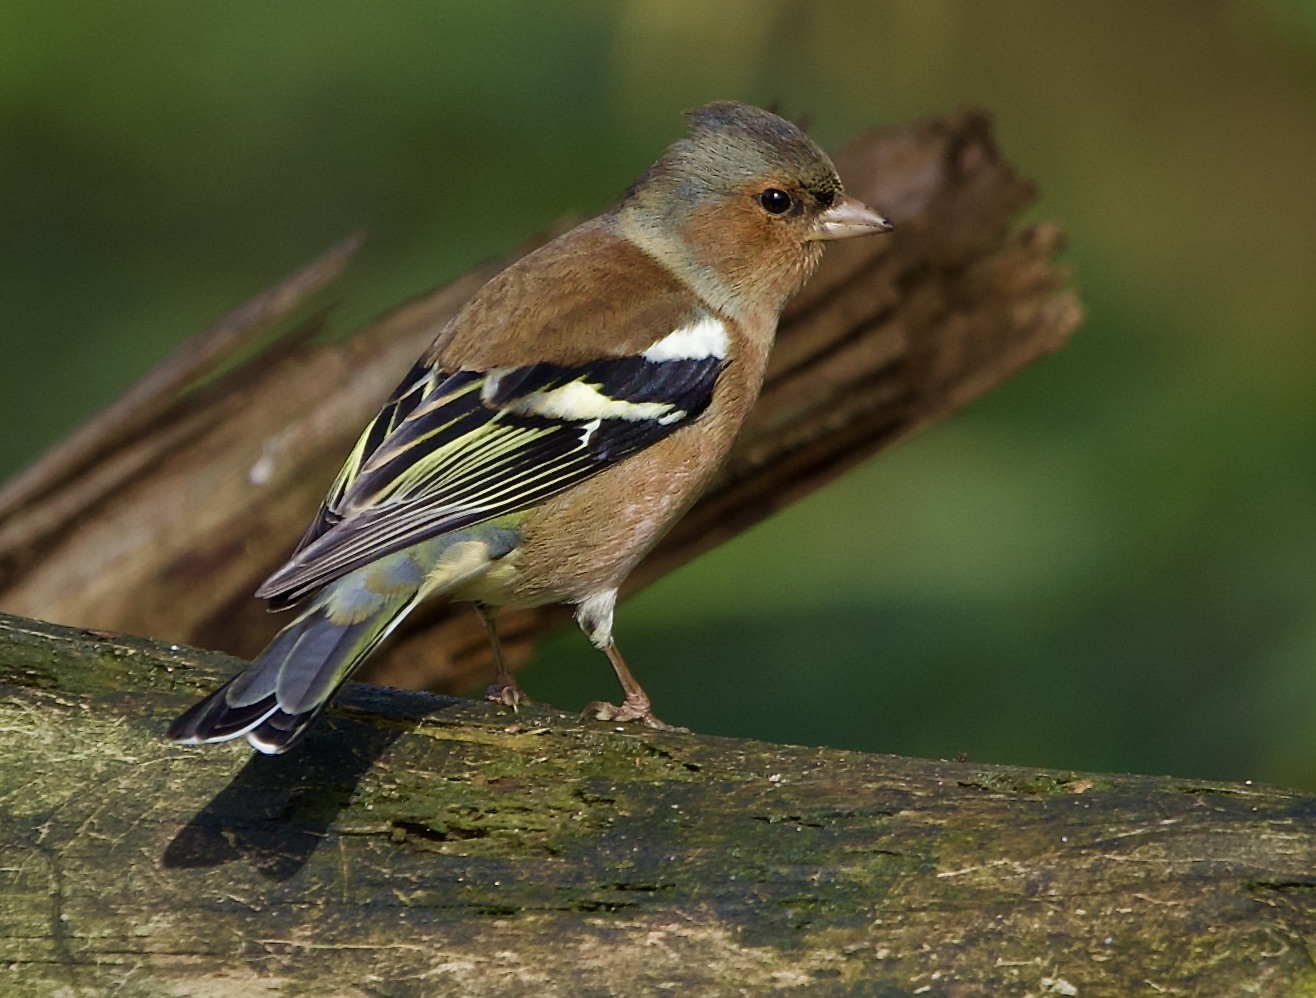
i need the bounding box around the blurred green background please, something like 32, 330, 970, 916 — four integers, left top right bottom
3, 1, 1315, 787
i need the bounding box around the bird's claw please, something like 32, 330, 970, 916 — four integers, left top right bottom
582, 695, 687, 732
486, 680, 534, 711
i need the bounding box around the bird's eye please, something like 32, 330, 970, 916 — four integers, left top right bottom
758, 188, 793, 215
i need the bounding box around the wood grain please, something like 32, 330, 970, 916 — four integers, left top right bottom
2, 612, 1311, 996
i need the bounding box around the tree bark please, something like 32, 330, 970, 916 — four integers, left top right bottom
0, 110, 1081, 696
3, 612, 1315, 996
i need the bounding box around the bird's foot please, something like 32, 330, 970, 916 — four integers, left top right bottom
582, 694, 687, 732
486, 676, 534, 711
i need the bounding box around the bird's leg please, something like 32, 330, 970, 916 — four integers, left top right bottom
478, 605, 532, 710
583, 639, 686, 732
575, 590, 685, 732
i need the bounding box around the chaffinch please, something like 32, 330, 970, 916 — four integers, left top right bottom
168, 100, 892, 754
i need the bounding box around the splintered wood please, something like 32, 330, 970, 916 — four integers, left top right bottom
0, 111, 1081, 694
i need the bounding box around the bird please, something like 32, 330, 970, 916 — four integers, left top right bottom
167, 100, 893, 755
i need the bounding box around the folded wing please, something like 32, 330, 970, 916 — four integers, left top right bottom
257, 315, 729, 608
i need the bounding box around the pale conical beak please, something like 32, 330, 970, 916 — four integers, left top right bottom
809, 194, 895, 240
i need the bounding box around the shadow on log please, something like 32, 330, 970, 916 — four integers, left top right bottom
3, 613, 1316, 995
0, 110, 1080, 697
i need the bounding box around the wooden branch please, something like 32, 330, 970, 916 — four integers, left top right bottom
0, 235, 362, 522
3, 612, 1313, 994
0, 111, 1081, 696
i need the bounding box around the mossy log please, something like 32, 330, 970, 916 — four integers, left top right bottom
4, 612, 1316, 996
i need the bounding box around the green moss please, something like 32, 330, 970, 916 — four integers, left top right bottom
6, 612, 1316, 993
957, 768, 1114, 796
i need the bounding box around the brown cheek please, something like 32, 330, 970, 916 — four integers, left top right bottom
683, 204, 787, 279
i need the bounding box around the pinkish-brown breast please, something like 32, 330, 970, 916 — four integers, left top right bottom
490, 312, 772, 608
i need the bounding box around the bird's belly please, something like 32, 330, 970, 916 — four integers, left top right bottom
484, 430, 724, 608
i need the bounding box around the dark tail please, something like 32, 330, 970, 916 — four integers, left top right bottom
167, 585, 419, 754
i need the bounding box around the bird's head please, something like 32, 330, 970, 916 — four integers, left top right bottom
620, 101, 892, 320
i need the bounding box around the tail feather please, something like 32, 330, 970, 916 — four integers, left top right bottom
168, 528, 512, 754
167, 586, 420, 755
167, 686, 281, 743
